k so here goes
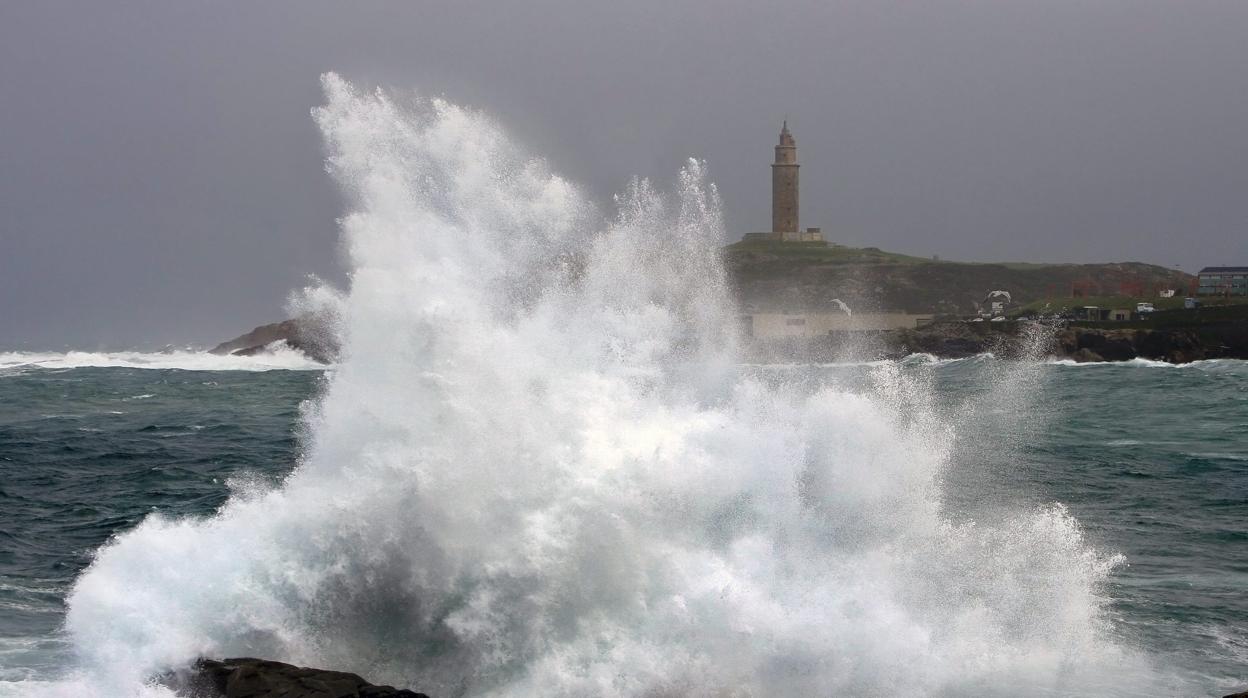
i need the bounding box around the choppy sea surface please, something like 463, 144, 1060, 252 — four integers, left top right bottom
0, 355, 1244, 695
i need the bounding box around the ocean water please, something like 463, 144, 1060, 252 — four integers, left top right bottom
1, 357, 1245, 696
1, 75, 1245, 696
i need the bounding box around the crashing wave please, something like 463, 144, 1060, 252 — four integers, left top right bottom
48, 74, 1182, 697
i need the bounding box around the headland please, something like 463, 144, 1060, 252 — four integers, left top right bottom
211, 122, 1245, 365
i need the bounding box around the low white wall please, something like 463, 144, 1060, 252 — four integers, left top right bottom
745, 312, 933, 339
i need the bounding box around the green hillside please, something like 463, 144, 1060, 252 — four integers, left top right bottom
726, 240, 1196, 315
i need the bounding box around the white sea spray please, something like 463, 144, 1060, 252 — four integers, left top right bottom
53, 74, 1174, 697
0, 347, 323, 372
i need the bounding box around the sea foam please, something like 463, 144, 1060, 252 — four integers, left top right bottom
0, 345, 324, 373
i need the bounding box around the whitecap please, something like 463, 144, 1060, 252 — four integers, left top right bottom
0, 346, 326, 372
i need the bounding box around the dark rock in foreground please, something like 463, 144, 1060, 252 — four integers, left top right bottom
165, 657, 429, 698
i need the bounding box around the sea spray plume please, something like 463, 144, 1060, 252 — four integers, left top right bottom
577, 165, 739, 389
63, 74, 1169, 697
942, 320, 1064, 502
286, 275, 347, 363
62, 74, 737, 694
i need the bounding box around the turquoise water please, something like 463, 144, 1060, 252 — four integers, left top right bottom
0, 365, 320, 683
0, 357, 1244, 695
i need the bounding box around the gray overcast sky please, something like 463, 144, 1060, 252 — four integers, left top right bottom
2, 1, 1246, 349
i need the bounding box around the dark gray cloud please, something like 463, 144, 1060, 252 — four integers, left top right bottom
2, 1, 1245, 348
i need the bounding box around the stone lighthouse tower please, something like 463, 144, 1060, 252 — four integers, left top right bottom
740, 121, 824, 244
771, 120, 799, 239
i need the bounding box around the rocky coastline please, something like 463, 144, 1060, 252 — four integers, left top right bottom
214, 313, 1246, 367
744, 321, 1247, 364
891, 319, 1248, 364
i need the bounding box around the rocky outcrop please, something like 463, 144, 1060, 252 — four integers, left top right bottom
217, 314, 1241, 366
889, 320, 1246, 363
163, 657, 429, 698
210, 316, 338, 364
1053, 327, 1209, 363
745, 318, 1248, 364
887, 322, 1008, 359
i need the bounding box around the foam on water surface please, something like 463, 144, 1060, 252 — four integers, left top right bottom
0, 346, 324, 373
1047, 356, 1245, 369
39, 75, 1197, 697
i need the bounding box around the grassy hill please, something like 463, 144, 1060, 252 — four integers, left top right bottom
725, 239, 1197, 315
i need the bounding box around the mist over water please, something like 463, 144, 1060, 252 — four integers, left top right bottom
38, 75, 1190, 695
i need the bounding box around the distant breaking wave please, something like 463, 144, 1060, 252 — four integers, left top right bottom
1046, 357, 1247, 370
0, 346, 325, 373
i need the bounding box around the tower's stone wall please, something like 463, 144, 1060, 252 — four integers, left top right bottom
771, 123, 799, 235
